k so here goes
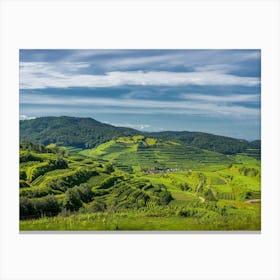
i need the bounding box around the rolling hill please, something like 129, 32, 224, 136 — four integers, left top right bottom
19, 117, 261, 230
19, 140, 261, 230
79, 135, 238, 171
20, 116, 261, 158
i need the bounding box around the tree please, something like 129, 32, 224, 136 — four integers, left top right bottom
89, 200, 106, 212
20, 197, 36, 219
76, 184, 93, 203
40, 195, 61, 216
63, 188, 82, 211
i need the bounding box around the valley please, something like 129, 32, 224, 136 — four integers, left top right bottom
19, 117, 261, 231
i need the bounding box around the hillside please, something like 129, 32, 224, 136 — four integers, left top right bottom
19, 141, 261, 230
149, 131, 261, 158
19, 116, 261, 230
20, 116, 261, 158
20, 116, 138, 148
80, 135, 238, 171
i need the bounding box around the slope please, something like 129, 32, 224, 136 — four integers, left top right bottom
20, 116, 261, 158
80, 135, 237, 171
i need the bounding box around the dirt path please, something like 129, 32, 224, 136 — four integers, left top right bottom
245, 199, 261, 204
199, 196, 205, 203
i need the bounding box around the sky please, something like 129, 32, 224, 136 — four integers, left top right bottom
19, 49, 261, 140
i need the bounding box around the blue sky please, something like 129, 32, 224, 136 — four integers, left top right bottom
19, 49, 261, 140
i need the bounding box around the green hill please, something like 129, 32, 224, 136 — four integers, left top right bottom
19, 141, 261, 230
80, 135, 238, 171
20, 116, 261, 158
20, 116, 138, 148
19, 117, 261, 230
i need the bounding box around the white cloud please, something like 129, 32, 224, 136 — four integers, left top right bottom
101, 53, 185, 69
20, 62, 260, 89
19, 114, 36, 120
93, 50, 260, 70
180, 93, 260, 103
193, 64, 238, 73
64, 50, 129, 61
20, 94, 260, 117
104, 122, 151, 131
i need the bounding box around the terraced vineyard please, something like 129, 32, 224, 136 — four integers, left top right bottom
20, 135, 261, 231
80, 136, 236, 170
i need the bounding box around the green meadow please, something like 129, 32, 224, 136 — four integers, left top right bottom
19, 134, 261, 231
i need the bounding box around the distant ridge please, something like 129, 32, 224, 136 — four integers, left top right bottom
20, 116, 260, 158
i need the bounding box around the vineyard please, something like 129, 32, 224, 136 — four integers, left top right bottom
19, 135, 261, 230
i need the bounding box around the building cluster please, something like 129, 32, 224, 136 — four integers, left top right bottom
143, 168, 181, 174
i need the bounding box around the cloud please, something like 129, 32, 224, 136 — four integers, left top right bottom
180, 93, 260, 103
21, 94, 260, 117
89, 50, 260, 71
63, 50, 129, 62
20, 62, 260, 89
100, 52, 186, 69
104, 122, 151, 131
19, 114, 36, 120
63, 50, 260, 70
193, 64, 238, 73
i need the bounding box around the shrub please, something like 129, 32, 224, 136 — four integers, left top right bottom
20, 170, 27, 180
63, 188, 82, 211
99, 176, 121, 189
20, 195, 61, 219
47, 170, 98, 192
75, 183, 94, 203
20, 186, 55, 198
37, 195, 61, 217
20, 180, 30, 188
20, 152, 41, 163
157, 190, 173, 205
177, 209, 192, 217
20, 197, 37, 219
89, 200, 107, 212
180, 183, 191, 191
204, 188, 217, 201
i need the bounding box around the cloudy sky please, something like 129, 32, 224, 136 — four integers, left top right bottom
19, 49, 261, 140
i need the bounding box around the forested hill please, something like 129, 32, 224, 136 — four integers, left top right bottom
20, 116, 261, 158
20, 116, 138, 148
149, 131, 260, 157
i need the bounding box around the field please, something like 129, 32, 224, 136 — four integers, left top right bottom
19, 135, 261, 231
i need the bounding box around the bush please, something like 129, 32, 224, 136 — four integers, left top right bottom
157, 190, 173, 205
75, 183, 93, 203
20, 152, 41, 163
204, 188, 217, 201
20, 197, 37, 219
63, 188, 82, 211
99, 176, 121, 189
180, 183, 191, 191
20, 195, 61, 219
48, 157, 68, 169
37, 195, 61, 217
20, 180, 30, 188
20, 170, 27, 180
20, 186, 55, 198
177, 209, 192, 217
47, 170, 97, 192
89, 200, 107, 212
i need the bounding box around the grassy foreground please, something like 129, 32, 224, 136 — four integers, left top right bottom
20, 202, 260, 231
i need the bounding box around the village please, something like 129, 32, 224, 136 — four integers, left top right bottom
142, 167, 181, 174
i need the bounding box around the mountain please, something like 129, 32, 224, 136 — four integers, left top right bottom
20, 116, 261, 158
20, 116, 138, 148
